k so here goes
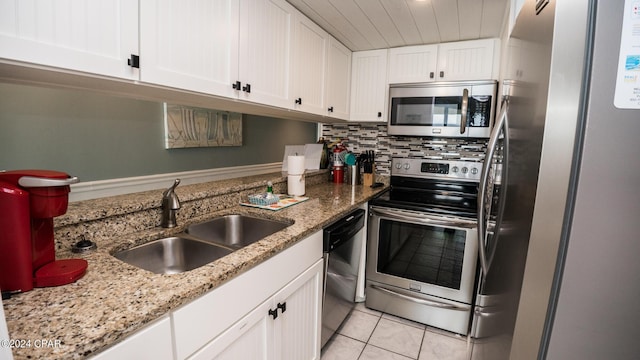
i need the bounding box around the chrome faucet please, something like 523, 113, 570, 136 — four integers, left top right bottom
161, 179, 181, 228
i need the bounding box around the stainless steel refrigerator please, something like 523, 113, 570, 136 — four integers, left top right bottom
472, 0, 640, 359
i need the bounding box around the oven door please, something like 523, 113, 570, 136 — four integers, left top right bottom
367, 205, 478, 305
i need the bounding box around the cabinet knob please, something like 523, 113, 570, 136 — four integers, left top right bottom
232, 81, 241, 90
439, 71, 444, 78
295, 98, 302, 105
127, 54, 140, 69
277, 302, 287, 314
328, 106, 334, 113
377, 112, 382, 118
268, 308, 278, 320
429, 71, 434, 79
242, 83, 251, 93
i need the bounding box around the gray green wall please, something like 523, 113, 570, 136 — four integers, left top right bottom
0, 83, 318, 181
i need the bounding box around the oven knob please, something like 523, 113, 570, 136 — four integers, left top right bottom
403, 163, 410, 170
471, 167, 478, 175
452, 166, 459, 173
395, 163, 402, 169
462, 167, 469, 174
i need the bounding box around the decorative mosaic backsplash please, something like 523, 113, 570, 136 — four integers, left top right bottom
321, 123, 489, 176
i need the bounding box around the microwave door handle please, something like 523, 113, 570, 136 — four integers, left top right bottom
460, 88, 469, 134
371, 207, 474, 228
477, 96, 509, 276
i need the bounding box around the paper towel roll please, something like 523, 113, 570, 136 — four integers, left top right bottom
288, 174, 305, 196
288, 155, 305, 175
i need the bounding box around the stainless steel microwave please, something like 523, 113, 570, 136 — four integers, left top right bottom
387, 81, 498, 138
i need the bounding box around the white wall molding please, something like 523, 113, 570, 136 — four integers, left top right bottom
69, 162, 283, 202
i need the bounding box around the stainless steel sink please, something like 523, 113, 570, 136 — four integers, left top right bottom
186, 214, 290, 249
114, 236, 233, 274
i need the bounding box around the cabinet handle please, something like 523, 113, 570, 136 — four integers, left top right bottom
127, 55, 140, 68
328, 106, 334, 113
268, 308, 278, 320
377, 112, 382, 118
242, 83, 251, 93
277, 302, 287, 314
232, 81, 241, 90
439, 71, 444, 78
295, 98, 302, 105
429, 71, 434, 79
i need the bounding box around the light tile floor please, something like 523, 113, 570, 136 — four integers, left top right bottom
321, 303, 470, 360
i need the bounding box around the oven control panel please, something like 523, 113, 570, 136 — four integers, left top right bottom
391, 158, 482, 181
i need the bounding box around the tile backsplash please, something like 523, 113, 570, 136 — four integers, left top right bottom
321, 123, 488, 176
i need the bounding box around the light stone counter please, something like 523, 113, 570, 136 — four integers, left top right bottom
2, 171, 388, 360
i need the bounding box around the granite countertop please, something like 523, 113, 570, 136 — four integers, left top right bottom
3, 179, 388, 360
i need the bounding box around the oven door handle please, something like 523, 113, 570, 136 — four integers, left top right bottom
371, 284, 468, 311
370, 206, 475, 228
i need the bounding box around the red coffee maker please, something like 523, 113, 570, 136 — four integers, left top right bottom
0, 170, 87, 293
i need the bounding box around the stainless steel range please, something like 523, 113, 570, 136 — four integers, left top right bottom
366, 157, 489, 335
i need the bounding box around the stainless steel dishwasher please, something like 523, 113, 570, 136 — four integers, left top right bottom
321, 208, 366, 348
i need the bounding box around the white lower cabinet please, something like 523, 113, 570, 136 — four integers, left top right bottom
173, 230, 323, 360
188, 260, 323, 360
90, 316, 173, 360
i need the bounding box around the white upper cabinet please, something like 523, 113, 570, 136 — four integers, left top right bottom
238, 0, 295, 108
139, 0, 240, 98
0, 0, 138, 80
435, 38, 499, 81
387, 39, 499, 84
292, 13, 328, 116
349, 49, 388, 122
325, 38, 351, 120
388, 44, 438, 84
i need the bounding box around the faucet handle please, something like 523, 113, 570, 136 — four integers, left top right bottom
162, 179, 181, 210
161, 179, 181, 228
164, 179, 180, 195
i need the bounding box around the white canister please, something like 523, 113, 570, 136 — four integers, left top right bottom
287, 174, 305, 196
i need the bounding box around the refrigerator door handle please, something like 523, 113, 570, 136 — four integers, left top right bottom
477, 96, 510, 276
370, 284, 469, 311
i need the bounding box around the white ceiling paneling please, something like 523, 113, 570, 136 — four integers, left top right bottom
406, 0, 441, 45
379, 0, 422, 46
286, 0, 509, 51
458, 0, 484, 40
353, 0, 403, 50
328, 0, 388, 49
480, 0, 510, 38
430, 0, 461, 42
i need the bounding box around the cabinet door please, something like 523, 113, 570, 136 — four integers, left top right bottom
186, 260, 323, 360
325, 38, 351, 120
139, 0, 240, 98
436, 39, 498, 81
274, 260, 323, 360
388, 44, 438, 84
90, 316, 173, 360
0, 0, 138, 80
238, 0, 295, 108
187, 300, 274, 360
292, 13, 328, 116
349, 49, 388, 122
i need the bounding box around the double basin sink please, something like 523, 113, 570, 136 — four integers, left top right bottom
114, 214, 291, 274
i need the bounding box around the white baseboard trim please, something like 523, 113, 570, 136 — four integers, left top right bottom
69, 162, 283, 202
